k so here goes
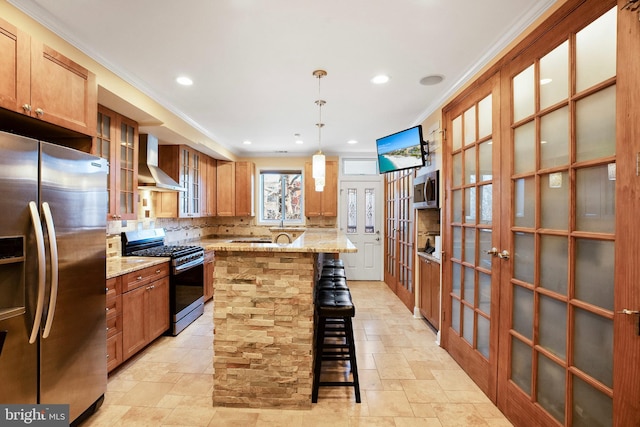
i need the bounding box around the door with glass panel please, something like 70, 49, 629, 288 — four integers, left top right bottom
340, 180, 383, 281
384, 169, 415, 311
442, 74, 501, 401
498, 6, 618, 426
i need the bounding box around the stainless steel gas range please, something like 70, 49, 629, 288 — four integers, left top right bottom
122, 228, 204, 335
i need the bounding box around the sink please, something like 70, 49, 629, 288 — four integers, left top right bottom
228, 238, 272, 243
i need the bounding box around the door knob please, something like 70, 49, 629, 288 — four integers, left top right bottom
618, 309, 640, 315
498, 250, 510, 260
376, 237, 380, 241
486, 247, 499, 256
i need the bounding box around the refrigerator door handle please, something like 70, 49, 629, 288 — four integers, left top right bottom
28, 201, 46, 344
41, 202, 58, 339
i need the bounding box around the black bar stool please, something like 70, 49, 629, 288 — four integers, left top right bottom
312, 288, 361, 403
322, 258, 344, 269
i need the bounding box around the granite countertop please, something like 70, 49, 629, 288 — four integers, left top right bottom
417, 251, 441, 263
195, 228, 357, 253
107, 256, 170, 279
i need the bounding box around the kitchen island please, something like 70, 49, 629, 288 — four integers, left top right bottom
200, 228, 356, 409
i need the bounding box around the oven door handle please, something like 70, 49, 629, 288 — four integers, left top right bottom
174, 256, 204, 273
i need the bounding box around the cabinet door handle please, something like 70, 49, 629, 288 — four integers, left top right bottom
155, 269, 161, 274
22, 104, 32, 112
35, 108, 44, 117
136, 276, 143, 281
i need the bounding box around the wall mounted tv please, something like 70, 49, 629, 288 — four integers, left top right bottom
375, 125, 426, 174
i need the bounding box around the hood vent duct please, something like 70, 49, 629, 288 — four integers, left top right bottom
137, 134, 185, 192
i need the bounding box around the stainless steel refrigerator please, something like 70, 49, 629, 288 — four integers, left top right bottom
0, 130, 108, 423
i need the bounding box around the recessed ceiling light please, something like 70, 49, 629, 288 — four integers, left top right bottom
176, 76, 193, 86
371, 74, 390, 84
347, 140, 358, 145
294, 133, 304, 144
243, 140, 252, 145
419, 74, 445, 86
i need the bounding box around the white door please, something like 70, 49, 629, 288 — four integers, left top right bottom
339, 180, 383, 280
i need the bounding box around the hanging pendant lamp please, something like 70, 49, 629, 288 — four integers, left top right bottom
312, 69, 327, 191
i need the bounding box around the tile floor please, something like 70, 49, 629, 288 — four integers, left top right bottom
81, 281, 513, 426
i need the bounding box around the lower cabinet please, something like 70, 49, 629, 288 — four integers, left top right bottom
107, 262, 170, 373
419, 255, 440, 330
203, 250, 214, 302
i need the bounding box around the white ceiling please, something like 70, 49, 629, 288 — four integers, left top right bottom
9, 0, 555, 159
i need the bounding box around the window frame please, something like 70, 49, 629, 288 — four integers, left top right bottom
258, 170, 304, 225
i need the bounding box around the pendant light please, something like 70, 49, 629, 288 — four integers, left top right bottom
312, 69, 327, 191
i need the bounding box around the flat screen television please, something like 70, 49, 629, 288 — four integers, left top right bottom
375, 125, 426, 174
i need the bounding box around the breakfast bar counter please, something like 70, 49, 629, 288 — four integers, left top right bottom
201, 228, 356, 409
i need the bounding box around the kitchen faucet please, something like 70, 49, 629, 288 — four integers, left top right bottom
274, 232, 292, 244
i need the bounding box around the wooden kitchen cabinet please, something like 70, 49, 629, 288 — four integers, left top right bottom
203, 250, 214, 302
106, 276, 123, 373
121, 263, 170, 361
96, 105, 138, 221
418, 255, 440, 330
201, 156, 217, 217
215, 160, 255, 216
235, 161, 255, 216
304, 160, 338, 217
0, 17, 96, 136
157, 145, 202, 218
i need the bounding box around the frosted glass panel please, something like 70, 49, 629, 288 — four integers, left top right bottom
452, 262, 461, 297
575, 239, 614, 311
576, 165, 615, 233
453, 153, 462, 186
478, 141, 492, 182
513, 65, 535, 122
573, 375, 613, 427
465, 187, 476, 224
541, 171, 569, 230
477, 315, 490, 358
452, 115, 462, 151
478, 229, 493, 270
452, 226, 462, 260
452, 299, 460, 333
452, 190, 462, 223
513, 285, 533, 339
347, 188, 357, 233
514, 232, 534, 284
576, 85, 616, 162
478, 94, 492, 139
479, 184, 492, 225
539, 295, 567, 360
540, 41, 569, 109
478, 272, 491, 315
365, 188, 375, 233
465, 146, 476, 184
464, 228, 475, 265
540, 107, 569, 168
514, 121, 536, 174
576, 8, 617, 92
463, 305, 474, 345
464, 105, 476, 145
540, 235, 568, 295
511, 337, 532, 395
463, 266, 475, 305
514, 178, 535, 228
537, 355, 566, 423
574, 308, 613, 388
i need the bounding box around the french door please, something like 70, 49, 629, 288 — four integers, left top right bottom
384, 169, 415, 311
442, 1, 640, 424
442, 74, 501, 401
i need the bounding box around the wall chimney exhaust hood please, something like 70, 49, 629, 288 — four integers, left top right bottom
138, 134, 185, 192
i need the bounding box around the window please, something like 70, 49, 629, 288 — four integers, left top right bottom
259, 171, 303, 223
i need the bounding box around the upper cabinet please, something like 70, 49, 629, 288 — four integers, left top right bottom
201, 156, 217, 217
304, 160, 338, 217
0, 17, 97, 136
96, 105, 138, 221
216, 160, 255, 217
157, 145, 202, 218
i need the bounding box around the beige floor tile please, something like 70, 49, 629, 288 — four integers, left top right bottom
409, 403, 437, 418
170, 373, 213, 396
431, 369, 479, 391
364, 390, 414, 417
349, 416, 396, 427
394, 417, 443, 427
432, 403, 490, 427
112, 381, 177, 407
372, 353, 416, 380
118, 406, 173, 426
400, 379, 450, 404
207, 408, 259, 427
161, 406, 217, 426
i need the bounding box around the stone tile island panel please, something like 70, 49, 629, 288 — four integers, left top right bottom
212, 250, 316, 409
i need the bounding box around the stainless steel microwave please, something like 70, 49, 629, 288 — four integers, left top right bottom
413, 170, 439, 209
